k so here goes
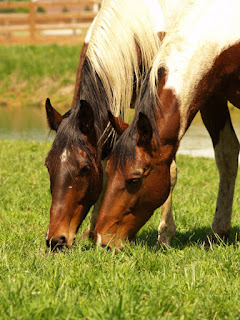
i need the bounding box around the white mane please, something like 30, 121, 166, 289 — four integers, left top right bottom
86, 0, 163, 122
150, 0, 240, 137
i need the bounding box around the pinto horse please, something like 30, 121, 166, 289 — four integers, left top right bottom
44, 0, 171, 250
94, 0, 240, 249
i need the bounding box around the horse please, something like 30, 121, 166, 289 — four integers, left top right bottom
44, 0, 172, 251
94, 0, 240, 249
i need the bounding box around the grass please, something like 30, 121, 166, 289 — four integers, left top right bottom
0, 139, 240, 319
0, 45, 82, 109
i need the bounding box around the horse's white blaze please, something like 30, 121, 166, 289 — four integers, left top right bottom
60, 149, 68, 163
150, 0, 240, 138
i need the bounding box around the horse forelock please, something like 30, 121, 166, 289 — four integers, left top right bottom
86, 0, 163, 123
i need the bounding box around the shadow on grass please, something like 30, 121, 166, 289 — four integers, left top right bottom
135, 226, 240, 250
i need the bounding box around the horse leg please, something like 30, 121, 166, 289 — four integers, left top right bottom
81, 160, 108, 239
157, 159, 177, 246
200, 95, 240, 241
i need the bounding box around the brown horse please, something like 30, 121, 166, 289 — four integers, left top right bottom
94, 0, 240, 249
44, 0, 166, 250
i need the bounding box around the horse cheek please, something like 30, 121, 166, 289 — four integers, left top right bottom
148, 165, 171, 208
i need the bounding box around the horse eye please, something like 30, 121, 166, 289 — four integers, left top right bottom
78, 165, 91, 176
126, 177, 142, 186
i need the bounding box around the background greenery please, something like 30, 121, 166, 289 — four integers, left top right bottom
0, 140, 240, 320
0, 45, 81, 109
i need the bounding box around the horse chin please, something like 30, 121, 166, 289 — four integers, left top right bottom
94, 211, 148, 249
95, 231, 127, 250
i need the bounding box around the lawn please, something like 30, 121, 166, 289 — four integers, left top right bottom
0, 139, 240, 320
0, 45, 81, 109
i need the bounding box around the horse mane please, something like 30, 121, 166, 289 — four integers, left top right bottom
86, 0, 162, 122
111, 68, 164, 172
111, 0, 240, 171
47, 59, 110, 166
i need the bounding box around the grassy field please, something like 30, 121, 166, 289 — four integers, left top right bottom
0, 45, 81, 109
0, 139, 240, 319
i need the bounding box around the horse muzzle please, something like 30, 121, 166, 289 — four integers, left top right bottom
46, 235, 70, 252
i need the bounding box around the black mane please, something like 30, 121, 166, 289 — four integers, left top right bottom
111, 67, 164, 171
46, 59, 111, 165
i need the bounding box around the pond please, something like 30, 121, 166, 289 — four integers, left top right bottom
0, 106, 54, 142
1, 106, 240, 158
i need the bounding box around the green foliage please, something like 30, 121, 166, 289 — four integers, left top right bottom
62, 6, 69, 13
0, 0, 29, 12
0, 45, 81, 80
0, 140, 240, 319
0, 8, 29, 13
0, 0, 30, 2
36, 7, 45, 13
0, 45, 82, 108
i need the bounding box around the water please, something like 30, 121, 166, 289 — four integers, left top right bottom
1, 106, 240, 158
0, 106, 54, 142
180, 109, 240, 158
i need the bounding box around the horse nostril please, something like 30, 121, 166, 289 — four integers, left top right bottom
58, 236, 67, 245
46, 236, 67, 251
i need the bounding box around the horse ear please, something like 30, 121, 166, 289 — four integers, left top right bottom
45, 98, 63, 131
137, 112, 153, 144
108, 111, 129, 136
79, 100, 95, 135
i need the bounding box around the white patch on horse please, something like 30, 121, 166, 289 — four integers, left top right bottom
150, 0, 240, 138
97, 233, 102, 246
60, 149, 68, 163
142, 0, 165, 33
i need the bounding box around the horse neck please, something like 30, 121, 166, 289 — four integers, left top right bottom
154, 0, 240, 141
160, 0, 190, 31
153, 71, 180, 155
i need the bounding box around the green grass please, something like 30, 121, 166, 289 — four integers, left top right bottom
0, 45, 81, 108
0, 45, 81, 80
0, 140, 240, 319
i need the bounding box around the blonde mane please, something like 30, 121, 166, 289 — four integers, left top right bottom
86, 0, 163, 122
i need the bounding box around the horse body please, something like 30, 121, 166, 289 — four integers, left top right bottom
94, 0, 240, 248
45, 0, 169, 250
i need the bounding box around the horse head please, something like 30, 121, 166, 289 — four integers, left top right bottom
45, 98, 103, 251
94, 105, 176, 249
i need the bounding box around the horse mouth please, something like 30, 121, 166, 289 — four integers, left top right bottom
46, 236, 69, 252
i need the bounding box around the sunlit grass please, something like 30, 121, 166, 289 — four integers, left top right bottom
0, 45, 81, 80
0, 140, 240, 319
0, 45, 81, 108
